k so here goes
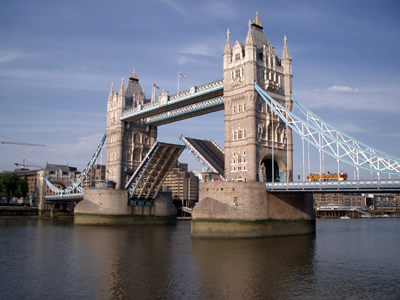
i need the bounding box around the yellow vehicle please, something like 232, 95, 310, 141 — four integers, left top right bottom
307, 172, 347, 181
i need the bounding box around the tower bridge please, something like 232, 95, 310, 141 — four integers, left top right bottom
38, 13, 400, 236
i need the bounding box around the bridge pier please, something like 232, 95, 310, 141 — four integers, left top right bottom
74, 189, 177, 225
191, 182, 315, 238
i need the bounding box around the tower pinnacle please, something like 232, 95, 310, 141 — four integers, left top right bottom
108, 82, 114, 101
119, 77, 125, 97
282, 35, 291, 60
245, 20, 256, 46
223, 28, 232, 54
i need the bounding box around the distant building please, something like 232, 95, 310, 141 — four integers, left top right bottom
342, 193, 364, 208
314, 193, 366, 209
162, 162, 199, 214
81, 164, 106, 189
13, 168, 39, 197
313, 193, 344, 208
314, 192, 399, 216
192, 170, 203, 182
0, 164, 80, 207
373, 194, 397, 213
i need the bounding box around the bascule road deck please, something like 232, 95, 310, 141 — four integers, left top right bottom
180, 136, 225, 176
125, 142, 185, 200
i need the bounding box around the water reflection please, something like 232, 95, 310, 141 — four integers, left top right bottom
68, 222, 316, 299
2, 219, 399, 299
190, 234, 316, 299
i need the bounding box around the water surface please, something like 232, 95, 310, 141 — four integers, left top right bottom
0, 218, 399, 299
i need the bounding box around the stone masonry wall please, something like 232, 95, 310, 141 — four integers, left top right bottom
193, 181, 315, 221
193, 181, 268, 220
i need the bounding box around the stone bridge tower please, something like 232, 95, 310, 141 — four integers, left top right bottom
106, 70, 157, 189
223, 13, 293, 183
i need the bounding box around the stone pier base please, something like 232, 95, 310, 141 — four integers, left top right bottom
191, 181, 315, 238
74, 189, 177, 225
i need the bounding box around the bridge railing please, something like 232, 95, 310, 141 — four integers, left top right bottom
169, 78, 223, 102
266, 179, 400, 191
182, 207, 192, 214
121, 78, 224, 120
123, 100, 160, 117
146, 95, 224, 125
44, 193, 84, 201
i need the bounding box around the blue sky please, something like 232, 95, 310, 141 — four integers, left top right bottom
0, 0, 399, 180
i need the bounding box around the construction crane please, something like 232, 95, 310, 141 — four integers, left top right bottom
0, 141, 46, 147
0, 135, 45, 147
14, 159, 44, 170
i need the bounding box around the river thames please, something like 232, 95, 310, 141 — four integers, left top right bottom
0, 218, 399, 299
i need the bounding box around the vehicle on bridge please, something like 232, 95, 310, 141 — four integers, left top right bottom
307, 172, 347, 182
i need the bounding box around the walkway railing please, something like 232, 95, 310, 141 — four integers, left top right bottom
266, 180, 400, 192
121, 78, 223, 122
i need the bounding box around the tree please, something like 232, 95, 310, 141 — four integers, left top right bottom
0, 172, 29, 204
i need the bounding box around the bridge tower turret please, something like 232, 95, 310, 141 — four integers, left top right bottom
106, 70, 157, 189
223, 13, 293, 183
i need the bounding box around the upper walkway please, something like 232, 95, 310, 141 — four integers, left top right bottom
120, 79, 224, 125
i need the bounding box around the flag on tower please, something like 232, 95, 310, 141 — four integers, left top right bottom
153, 83, 159, 89
179, 72, 186, 78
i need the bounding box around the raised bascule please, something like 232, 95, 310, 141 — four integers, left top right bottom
39, 13, 400, 236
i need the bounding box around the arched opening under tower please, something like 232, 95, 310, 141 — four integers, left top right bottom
260, 156, 286, 182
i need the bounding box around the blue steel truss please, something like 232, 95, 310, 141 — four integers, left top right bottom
44, 133, 107, 194
255, 83, 400, 175
120, 79, 223, 123
146, 95, 224, 125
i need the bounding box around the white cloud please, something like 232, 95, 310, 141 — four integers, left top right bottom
159, 0, 186, 15
199, 1, 238, 19
176, 55, 187, 65
48, 133, 104, 159
0, 51, 25, 64
383, 132, 400, 138
326, 85, 359, 93
0, 67, 113, 91
179, 43, 219, 58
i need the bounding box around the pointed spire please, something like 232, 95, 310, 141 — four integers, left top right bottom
245, 20, 256, 46
119, 77, 125, 97
223, 29, 232, 54
108, 82, 114, 101
151, 88, 157, 102
282, 35, 291, 60
252, 12, 262, 28
130, 68, 138, 81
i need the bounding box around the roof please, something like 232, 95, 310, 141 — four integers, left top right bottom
44, 164, 77, 173
125, 77, 144, 99
251, 24, 269, 53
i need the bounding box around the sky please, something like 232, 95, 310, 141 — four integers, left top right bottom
0, 0, 399, 180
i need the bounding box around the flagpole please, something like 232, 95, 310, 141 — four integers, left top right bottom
177, 72, 180, 93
